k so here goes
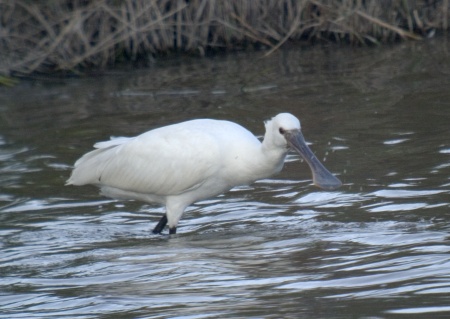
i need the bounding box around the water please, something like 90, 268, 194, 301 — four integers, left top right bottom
1, 39, 450, 318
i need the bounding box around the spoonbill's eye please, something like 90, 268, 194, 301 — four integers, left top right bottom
279, 128, 285, 135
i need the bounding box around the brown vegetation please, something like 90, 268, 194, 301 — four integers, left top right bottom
0, 0, 448, 76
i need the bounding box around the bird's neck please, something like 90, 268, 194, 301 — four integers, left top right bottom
260, 140, 288, 174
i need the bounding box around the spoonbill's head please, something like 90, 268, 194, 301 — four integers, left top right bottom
266, 113, 342, 191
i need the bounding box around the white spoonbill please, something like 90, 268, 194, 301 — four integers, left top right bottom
67, 113, 341, 234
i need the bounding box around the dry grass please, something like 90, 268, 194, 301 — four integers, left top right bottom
0, 0, 448, 76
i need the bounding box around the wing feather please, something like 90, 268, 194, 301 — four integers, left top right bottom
67, 126, 221, 197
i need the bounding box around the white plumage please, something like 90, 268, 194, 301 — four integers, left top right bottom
67, 113, 341, 234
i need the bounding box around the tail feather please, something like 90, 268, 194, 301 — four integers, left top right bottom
66, 136, 132, 186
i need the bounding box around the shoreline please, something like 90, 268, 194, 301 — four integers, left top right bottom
0, 0, 448, 78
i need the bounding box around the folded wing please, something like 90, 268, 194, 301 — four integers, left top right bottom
67, 128, 221, 197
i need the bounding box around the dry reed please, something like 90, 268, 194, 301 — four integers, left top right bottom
0, 0, 448, 76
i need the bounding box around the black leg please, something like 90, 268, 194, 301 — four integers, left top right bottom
152, 214, 168, 234
169, 227, 177, 235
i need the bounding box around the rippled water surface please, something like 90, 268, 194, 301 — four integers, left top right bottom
1, 39, 450, 318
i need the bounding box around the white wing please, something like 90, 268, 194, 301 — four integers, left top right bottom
67, 124, 221, 196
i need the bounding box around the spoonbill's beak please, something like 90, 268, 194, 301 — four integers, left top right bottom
285, 130, 342, 191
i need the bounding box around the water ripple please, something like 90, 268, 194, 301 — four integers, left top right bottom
2, 40, 450, 318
